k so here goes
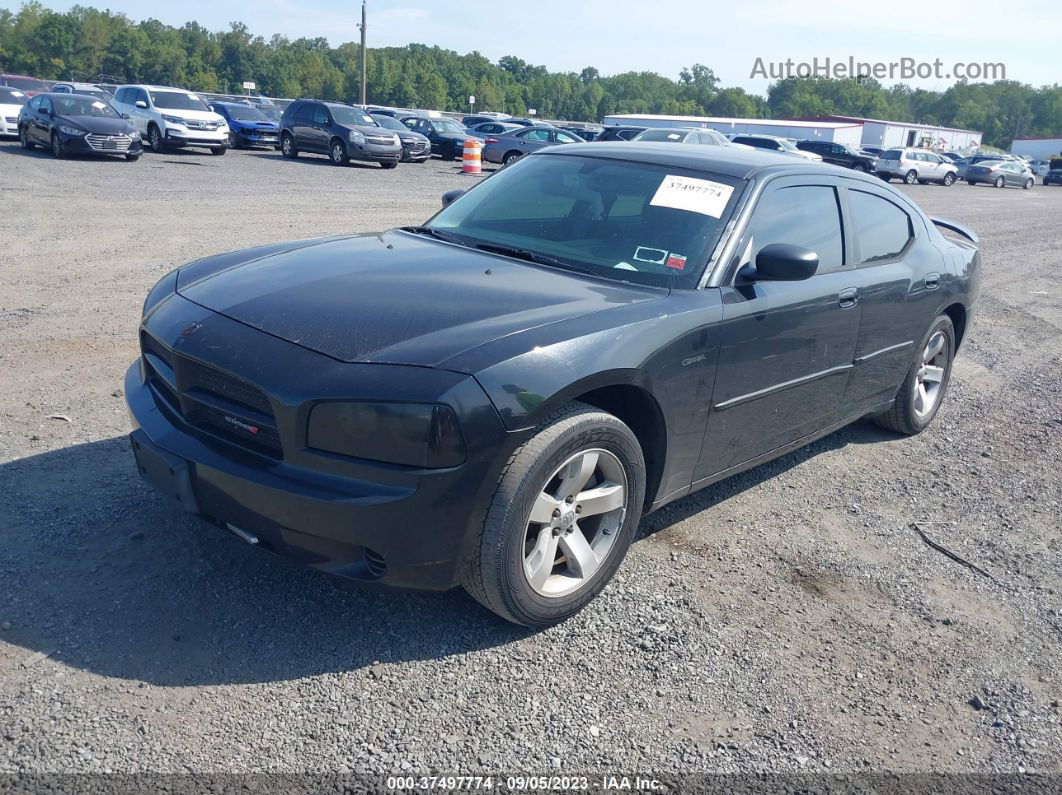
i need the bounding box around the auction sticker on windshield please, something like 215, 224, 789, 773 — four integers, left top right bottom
650, 174, 734, 218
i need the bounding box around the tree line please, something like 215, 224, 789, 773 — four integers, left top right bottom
1, 2, 1060, 148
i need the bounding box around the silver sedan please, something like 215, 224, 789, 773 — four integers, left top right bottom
482, 126, 583, 166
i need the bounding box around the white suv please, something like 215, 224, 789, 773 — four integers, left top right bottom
111, 84, 228, 155
875, 148, 958, 186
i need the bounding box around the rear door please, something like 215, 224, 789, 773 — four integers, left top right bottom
696, 176, 861, 480
31, 95, 51, 143
520, 128, 552, 153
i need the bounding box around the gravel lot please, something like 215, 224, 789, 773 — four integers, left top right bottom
1, 141, 1059, 784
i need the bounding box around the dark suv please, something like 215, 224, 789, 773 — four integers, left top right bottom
280, 99, 401, 168
796, 140, 878, 172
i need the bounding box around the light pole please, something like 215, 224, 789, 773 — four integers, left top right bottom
357, 1, 367, 105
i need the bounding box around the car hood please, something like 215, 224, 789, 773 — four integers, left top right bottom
175, 231, 663, 367
160, 108, 224, 123
1, 102, 25, 114
231, 118, 278, 130
60, 114, 137, 134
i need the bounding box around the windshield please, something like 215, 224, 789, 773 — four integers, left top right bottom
426, 154, 742, 288
434, 119, 465, 134
776, 138, 798, 151
53, 96, 119, 118
636, 129, 690, 142
257, 106, 282, 122
371, 114, 407, 131
4, 76, 49, 92
880, 150, 901, 160
0, 87, 28, 105
225, 104, 268, 121
331, 106, 377, 126
150, 91, 209, 111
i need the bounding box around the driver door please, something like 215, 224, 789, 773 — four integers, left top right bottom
695, 177, 861, 481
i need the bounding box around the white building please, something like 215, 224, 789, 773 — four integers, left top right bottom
1010, 137, 1062, 160
792, 115, 982, 152
602, 114, 864, 148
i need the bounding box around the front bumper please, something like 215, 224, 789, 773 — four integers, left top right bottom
348, 141, 402, 163
59, 130, 143, 155
0, 115, 18, 136
125, 295, 515, 590
233, 128, 279, 147
164, 125, 228, 147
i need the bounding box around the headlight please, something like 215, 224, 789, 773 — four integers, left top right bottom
349, 129, 365, 144
307, 402, 466, 468
161, 114, 185, 125
131, 129, 141, 139
392, 133, 401, 145
58, 125, 85, 136
142, 269, 178, 317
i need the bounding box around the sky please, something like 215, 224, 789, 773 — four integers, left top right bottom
4, 0, 1059, 95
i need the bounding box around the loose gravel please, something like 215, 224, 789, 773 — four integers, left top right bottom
0, 142, 1059, 782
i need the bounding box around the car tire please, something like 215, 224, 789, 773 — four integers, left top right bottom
50, 132, 63, 158
878, 173, 890, 182
463, 402, 646, 627
503, 151, 522, 166
281, 133, 298, 158
330, 139, 348, 166
942, 172, 955, 186
967, 180, 977, 186
1024, 178, 1034, 190
904, 170, 918, 184
852, 164, 866, 172
994, 176, 1005, 188
125, 153, 140, 162
18, 125, 34, 150
380, 161, 398, 169
441, 142, 456, 161
148, 125, 164, 153
873, 315, 955, 436
210, 146, 226, 156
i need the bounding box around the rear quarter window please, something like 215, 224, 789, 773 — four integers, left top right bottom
847, 190, 913, 263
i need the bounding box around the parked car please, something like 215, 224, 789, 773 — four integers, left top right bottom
51, 82, 113, 101
370, 113, 432, 162
631, 127, 732, 146
596, 126, 645, 142
482, 125, 583, 165
280, 100, 401, 168
507, 118, 552, 128
462, 114, 510, 127
18, 92, 142, 160
875, 148, 958, 185
940, 152, 963, 163
209, 101, 279, 149
127, 143, 979, 627
1028, 159, 1051, 177
400, 116, 482, 161
559, 125, 602, 141
1043, 158, 1062, 186
860, 146, 885, 156
730, 134, 822, 161
796, 140, 878, 172
965, 160, 1034, 189
111, 85, 228, 155
0, 86, 29, 138
955, 154, 1004, 180
469, 121, 521, 136
0, 74, 51, 95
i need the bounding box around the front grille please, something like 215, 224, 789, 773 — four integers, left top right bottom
86, 133, 132, 152
403, 139, 428, 154
365, 134, 396, 146
363, 548, 387, 578
141, 332, 281, 458
185, 120, 219, 131
4, 116, 16, 124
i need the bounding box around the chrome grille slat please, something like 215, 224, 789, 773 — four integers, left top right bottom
86, 133, 132, 152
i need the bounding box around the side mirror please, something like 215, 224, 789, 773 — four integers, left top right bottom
120, 112, 131, 119
745, 243, 819, 282
441, 189, 465, 207
135, 100, 148, 109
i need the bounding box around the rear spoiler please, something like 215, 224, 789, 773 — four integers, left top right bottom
930, 216, 978, 245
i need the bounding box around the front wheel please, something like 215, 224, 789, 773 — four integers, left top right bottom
19, 125, 34, 150
463, 403, 646, 627
994, 176, 1005, 188
904, 169, 918, 184
380, 161, 398, 169
125, 153, 140, 162
942, 172, 955, 186
330, 140, 348, 165
440, 142, 456, 161
50, 132, 63, 158
148, 125, 164, 153
1024, 178, 1034, 190
210, 145, 226, 156
281, 133, 298, 158
873, 315, 955, 435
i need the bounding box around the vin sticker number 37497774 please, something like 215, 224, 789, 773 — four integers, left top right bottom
650, 174, 734, 218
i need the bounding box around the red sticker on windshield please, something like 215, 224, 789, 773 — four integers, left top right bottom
666, 254, 687, 270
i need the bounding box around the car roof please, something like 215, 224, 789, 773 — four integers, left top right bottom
536, 141, 866, 180
41, 92, 109, 100
637, 127, 698, 134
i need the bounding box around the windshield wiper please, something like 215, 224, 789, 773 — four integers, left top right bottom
472, 242, 595, 276
399, 226, 468, 246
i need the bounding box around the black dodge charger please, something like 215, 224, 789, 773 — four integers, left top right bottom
127, 144, 980, 626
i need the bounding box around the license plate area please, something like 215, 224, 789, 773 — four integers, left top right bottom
131, 431, 200, 513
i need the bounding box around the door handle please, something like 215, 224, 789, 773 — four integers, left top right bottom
924, 273, 940, 290
838, 287, 859, 308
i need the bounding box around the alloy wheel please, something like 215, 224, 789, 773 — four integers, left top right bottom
150, 128, 162, 152
19, 126, 28, 148
51, 134, 62, 157
912, 331, 948, 420
995, 176, 1005, 188
522, 448, 627, 598
943, 173, 955, 186
282, 135, 292, 155
331, 142, 346, 164
904, 170, 918, 184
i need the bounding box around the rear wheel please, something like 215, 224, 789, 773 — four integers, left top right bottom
942, 172, 955, 186
281, 133, 298, 158
994, 176, 1005, 188
330, 139, 348, 165
873, 315, 954, 436
852, 164, 866, 172
878, 173, 890, 182
904, 170, 918, 184
463, 403, 645, 627
18, 125, 34, 150
503, 150, 522, 166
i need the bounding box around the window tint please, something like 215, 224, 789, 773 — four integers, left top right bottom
617, 129, 638, 140
295, 103, 314, 121
880, 150, 901, 160
847, 190, 912, 264
312, 105, 329, 125
521, 129, 551, 142
553, 130, 580, 143
27, 95, 41, 110
750, 186, 844, 274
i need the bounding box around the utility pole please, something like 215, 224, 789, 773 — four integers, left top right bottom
357, 1, 367, 105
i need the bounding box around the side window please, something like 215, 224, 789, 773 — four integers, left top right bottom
114, 88, 127, 103
40, 97, 52, 113
847, 190, 912, 264
750, 185, 844, 274
522, 129, 551, 142
618, 129, 638, 140
294, 103, 313, 122
137, 89, 150, 106
553, 130, 579, 143
831, 144, 846, 154
28, 96, 41, 110
312, 106, 330, 125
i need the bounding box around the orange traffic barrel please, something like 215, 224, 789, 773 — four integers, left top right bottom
462, 138, 482, 174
